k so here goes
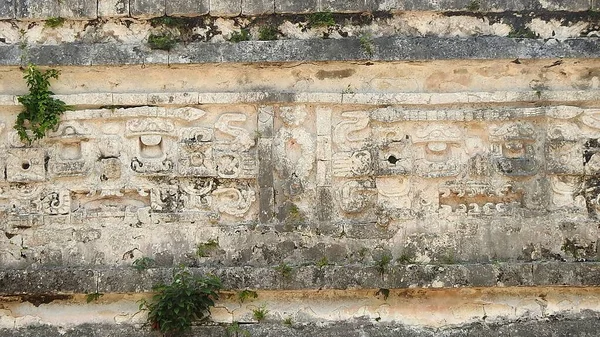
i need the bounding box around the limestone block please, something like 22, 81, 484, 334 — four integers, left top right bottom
320, 0, 370, 12
16, 0, 97, 19
6, 148, 46, 183
130, 0, 164, 18
484, 0, 590, 11
166, 0, 209, 16
402, 0, 472, 11
98, 0, 129, 17
242, 0, 274, 15
0, 0, 15, 19
210, 0, 242, 16
275, 0, 318, 13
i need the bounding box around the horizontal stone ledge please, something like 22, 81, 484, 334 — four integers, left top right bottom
2, 0, 594, 20
0, 91, 598, 108
0, 37, 597, 67
4, 313, 600, 337
2, 262, 600, 295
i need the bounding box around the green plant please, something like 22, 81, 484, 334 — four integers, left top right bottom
507, 27, 538, 38
342, 85, 355, 94
229, 29, 251, 42
316, 256, 329, 268
45, 17, 65, 28
308, 12, 335, 28
375, 254, 392, 276
359, 33, 374, 58
397, 251, 416, 264
274, 262, 293, 279
252, 305, 268, 322
149, 16, 187, 28
139, 266, 222, 336
237, 290, 258, 303
258, 25, 279, 41
283, 316, 293, 326
466, 0, 480, 11
15, 65, 68, 143
196, 239, 219, 257
132, 257, 156, 271
86, 292, 104, 303
226, 322, 251, 337
148, 33, 177, 50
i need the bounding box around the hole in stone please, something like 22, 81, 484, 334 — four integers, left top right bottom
21, 161, 31, 170
387, 155, 398, 165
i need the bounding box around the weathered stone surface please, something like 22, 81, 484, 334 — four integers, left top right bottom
0, 0, 15, 19
275, 0, 318, 13
169, 42, 222, 63
166, 0, 209, 16
320, 0, 371, 12
130, 0, 164, 18
483, 0, 590, 11
242, 0, 274, 14
0, 269, 96, 294
16, 0, 97, 19
210, 0, 241, 16
27, 44, 93, 65
98, 0, 129, 17
5, 314, 600, 337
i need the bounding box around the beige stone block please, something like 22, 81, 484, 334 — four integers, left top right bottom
316, 107, 332, 136
316, 160, 332, 186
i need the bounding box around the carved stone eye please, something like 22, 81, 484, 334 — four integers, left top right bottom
427, 142, 448, 153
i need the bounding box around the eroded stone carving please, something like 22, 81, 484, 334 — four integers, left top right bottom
412, 124, 464, 178
489, 122, 538, 176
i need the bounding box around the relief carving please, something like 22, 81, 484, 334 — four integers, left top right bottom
6, 148, 46, 183
412, 124, 464, 178
489, 122, 538, 176
214, 113, 255, 152
332, 150, 373, 177
333, 111, 370, 151
550, 176, 585, 209
336, 180, 376, 213
126, 118, 176, 175
438, 182, 523, 215
213, 185, 256, 217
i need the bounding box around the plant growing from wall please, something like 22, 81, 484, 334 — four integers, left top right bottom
258, 25, 279, 41
148, 33, 177, 50
229, 29, 251, 42
237, 290, 258, 303
308, 12, 335, 28
139, 266, 222, 336
15, 64, 68, 143
252, 305, 269, 322
274, 262, 293, 279
196, 239, 219, 257
45, 17, 65, 28
132, 257, 156, 271
375, 254, 392, 276
359, 33, 374, 58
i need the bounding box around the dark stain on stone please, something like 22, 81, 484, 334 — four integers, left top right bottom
315, 69, 355, 80
18, 294, 72, 307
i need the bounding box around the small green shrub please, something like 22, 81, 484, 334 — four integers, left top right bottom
45, 17, 65, 28
139, 266, 222, 336
148, 33, 177, 50
375, 254, 392, 276
196, 239, 219, 257
252, 305, 268, 322
283, 316, 293, 326
258, 26, 279, 41
507, 27, 538, 38
466, 0, 480, 11
316, 256, 329, 268
359, 33, 374, 57
15, 64, 68, 143
238, 290, 258, 303
229, 29, 251, 42
132, 257, 156, 272
86, 292, 104, 303
274, 262, 293, 279
149, 16, 187, 28
226, 322, 251, 337
308, 12, 335, 28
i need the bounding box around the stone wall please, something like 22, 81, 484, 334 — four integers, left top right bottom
1, 0, 596, 19
0, 0, 599, 336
